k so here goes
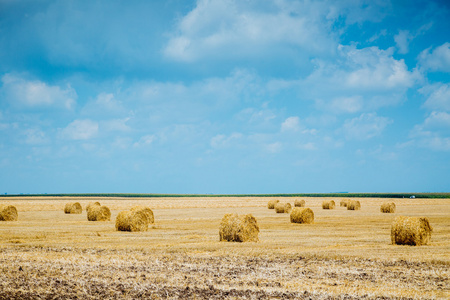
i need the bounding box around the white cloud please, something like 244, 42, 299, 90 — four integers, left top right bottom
281, 116, 300, 132
419, 42, 450, 72
301, 45, 419, 112
102, 118, 131, 132
59, 119, 98, 140
394, 30, 412, 54
266, 142, 282, 153
420, 83, 450, 112
164, 0, 337, 62
210, 133, 243, 148
316, 96, 363, 114
133, 135, 155, 147
1, 74, 76, 109
408, 111, 450, 151
23, 128, 48, 145
82, 93, 126, 116
342, 113, 392, 140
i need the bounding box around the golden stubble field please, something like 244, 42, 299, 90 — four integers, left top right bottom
0, 196, 449, 299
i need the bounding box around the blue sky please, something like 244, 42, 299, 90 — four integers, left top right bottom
0, 0, 449, 194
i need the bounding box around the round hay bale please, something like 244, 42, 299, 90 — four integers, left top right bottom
130, 206, 154, 224
294, 199, 305, 207
340, 199, 350, 207
322, 200, 335, 209
219, 213, 259, 242
0, 205, 18, 221
274, 202, 291, 213
267, 199, 280, 209
347, 200, 361, 210
86, 202, 101, 212
116, 210, 149, 232
290, 207, 314, 224
380, 202, 396, 213
87, 205, 111, 221
391, 216, 432, 246
64, 202, 82, 214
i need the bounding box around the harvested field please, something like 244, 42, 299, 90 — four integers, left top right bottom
0, 196, 449, 299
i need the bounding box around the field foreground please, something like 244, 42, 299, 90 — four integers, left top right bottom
0, 196, 449, 299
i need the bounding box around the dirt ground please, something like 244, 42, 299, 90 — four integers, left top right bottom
0, 196, 449, 299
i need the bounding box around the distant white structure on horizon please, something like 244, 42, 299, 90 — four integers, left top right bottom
410, 195, 415, 199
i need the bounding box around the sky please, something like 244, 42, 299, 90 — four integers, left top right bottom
0, 0, 449, 194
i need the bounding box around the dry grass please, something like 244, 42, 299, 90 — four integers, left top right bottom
0, 196, 449, 299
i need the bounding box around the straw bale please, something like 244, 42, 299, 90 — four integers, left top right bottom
64, 202, 82, 214
347, 200, 361, 210
381, 202, 396, 213
340, 199, 350, 207
290, 207, 314, 224
391, 216, 432, 246
116, 210, 149, 232
87, 205, 111, 221
130, 206, 154, 224
86, 202, 101, 212
0, 205, 18, 221
219, 213, 259, 242
267, 199, 280, 209
275, 202, 291, 213
294, 199, 305, 207
322, 200, 335, 209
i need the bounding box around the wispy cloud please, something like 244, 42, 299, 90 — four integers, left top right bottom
1, 74, 76, 110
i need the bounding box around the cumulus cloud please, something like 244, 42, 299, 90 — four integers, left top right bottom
1, 74, 76, 110
302, 45, 419, 112
394, 30, 413, 54
342, 113, 392, 140
164, 0, 337, 62
281, 116, 300, 132
410, 111, 450, 151
23, 128, 48, 145
59, 119, 98, 140
82, 93, 127, 116
420, 83, 450, 112
210, 133, 243, 148
419, 42, 450, 72
133, 135, 155, 147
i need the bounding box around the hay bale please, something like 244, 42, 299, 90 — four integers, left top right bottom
391, 216, 432, 246
86, 201, 101, 212
64, 202, 82, 214
87, 204, 111, 221
275, 202, 291, 213
0, 205, 18, 221
322, 200, 335, 209
381, 202, 396, 213
219, 213, 259, 242
347, 200, 361, 210
130, 206, 154, 224
116, 209, 149, 232
267, 199, 280, 209
294, 199, 305, 207
290, 207, 314, 224
340, 199, 350, 207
